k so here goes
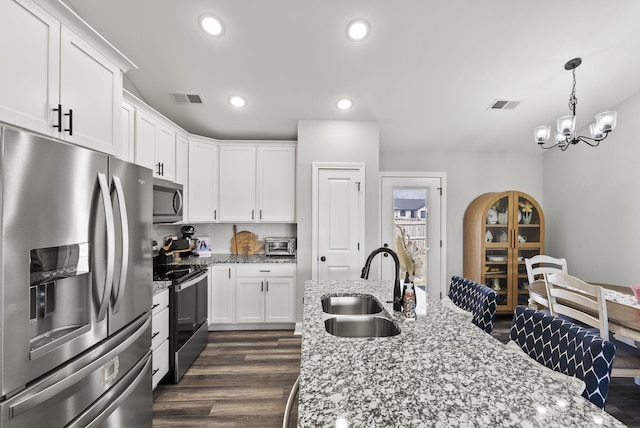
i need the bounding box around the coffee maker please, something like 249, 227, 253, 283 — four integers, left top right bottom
180, 225, 199, 257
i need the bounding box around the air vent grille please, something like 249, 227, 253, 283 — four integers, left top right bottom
488, 99, 520, 110
170, 93, 204, 104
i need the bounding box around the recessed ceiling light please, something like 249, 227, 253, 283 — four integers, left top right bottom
346, 19, 370, 41
200, 14, 224, 36
336, 98, 353, 110
228, 95, 247, 108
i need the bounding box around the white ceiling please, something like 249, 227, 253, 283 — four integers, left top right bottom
63, 0, 640, 154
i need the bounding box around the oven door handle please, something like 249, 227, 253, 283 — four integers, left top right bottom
176, 271, 208, 292
111, 175, 129, 314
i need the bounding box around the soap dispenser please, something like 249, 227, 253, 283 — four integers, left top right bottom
403, 272, 416, 319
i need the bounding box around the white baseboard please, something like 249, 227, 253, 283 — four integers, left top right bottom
294, 322, 303, 335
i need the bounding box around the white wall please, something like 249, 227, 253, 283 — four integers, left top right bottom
380, 151, 543, 284
296, 120, 380, 321
543, 91, 640, 285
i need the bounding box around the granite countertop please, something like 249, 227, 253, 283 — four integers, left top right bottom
170, 253, 296, 265
299, 279, 625, 428
152, 253, 296, 295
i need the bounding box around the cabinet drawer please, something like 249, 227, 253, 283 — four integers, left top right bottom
152, 339, 169, 390
152, 289, 169, 316
236, 263, 295, 277
151, 307, 169, 350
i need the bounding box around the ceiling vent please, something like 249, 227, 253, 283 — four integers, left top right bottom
170, 93, 204, 104
488, 99, 520, 110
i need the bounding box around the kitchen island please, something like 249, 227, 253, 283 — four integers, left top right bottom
300, 279, 625, 427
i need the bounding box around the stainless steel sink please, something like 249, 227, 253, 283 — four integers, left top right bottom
324, 315, 400, 338
321, 294, 384, 315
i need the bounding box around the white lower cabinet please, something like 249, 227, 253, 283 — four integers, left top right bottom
209, 265, 235, 324
235, 264, 295, 323
208, 263, 296, 328
151, 289, 169, 390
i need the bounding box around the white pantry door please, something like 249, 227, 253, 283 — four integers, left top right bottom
313, 165, 364, 281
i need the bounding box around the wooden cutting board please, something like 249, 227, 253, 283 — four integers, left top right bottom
230, 230, 264, 255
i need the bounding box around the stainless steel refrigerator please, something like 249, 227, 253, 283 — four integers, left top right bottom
0, 126, 153, 427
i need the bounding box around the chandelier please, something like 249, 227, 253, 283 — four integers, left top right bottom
534, 58, 617, 151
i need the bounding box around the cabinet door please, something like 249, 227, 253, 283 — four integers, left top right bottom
209, 265, 234, 324
134, 110, 157, 172
257, 146, 296, 222
121, 101, 135, 162
219, 146, 257, 221
175, 134, 189, 186
264, 277, 294, 322
156, 124, 176, 181
59, 27, 122, 155
152, 339, 169, 390
188, 141, 219, 222
0, 0, 60, 137
235, 278, 264, 323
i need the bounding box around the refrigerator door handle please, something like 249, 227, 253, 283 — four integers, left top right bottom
67, 351, 152, 428
9, 314, 151, 419
97, 172, 115, 322
111, 175, 129, 314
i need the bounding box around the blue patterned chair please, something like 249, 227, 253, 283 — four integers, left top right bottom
448, 276, 498, 334
509, 306, 616, 409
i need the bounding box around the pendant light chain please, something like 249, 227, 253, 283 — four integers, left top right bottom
568, 68, 578, 116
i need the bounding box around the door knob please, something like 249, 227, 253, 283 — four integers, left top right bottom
320, 256, 326, 262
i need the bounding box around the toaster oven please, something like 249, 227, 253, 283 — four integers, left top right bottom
264, 237, 296, 256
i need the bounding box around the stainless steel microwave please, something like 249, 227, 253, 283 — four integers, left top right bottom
153, 178, 183, 223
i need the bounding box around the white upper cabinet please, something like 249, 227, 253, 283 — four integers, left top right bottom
188, 139, 219, 222
59, 27, 122, 154
121, 100, 135, 162
0, 0, 129, 156
134, 109, 176, 181
218, 144, 296, 223
219, 146, 257, 222
175, 134, 189, 186
257, 146, 296, 222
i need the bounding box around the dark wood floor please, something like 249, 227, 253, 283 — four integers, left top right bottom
152, 330, 301, 427
153, 322, 640, 427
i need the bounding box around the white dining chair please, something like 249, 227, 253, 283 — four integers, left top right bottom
544, 272, 640, 379
525, 255, 568, 284
525, 255, 568, 309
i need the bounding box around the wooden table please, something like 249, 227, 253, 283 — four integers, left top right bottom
528, 280, 640, 342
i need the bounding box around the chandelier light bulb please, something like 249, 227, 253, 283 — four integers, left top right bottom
556, 115, 576, 136
534, 126, 551, 144
595, 111, 617, 132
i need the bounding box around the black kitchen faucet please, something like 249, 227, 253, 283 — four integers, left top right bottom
360, 247, 402, 311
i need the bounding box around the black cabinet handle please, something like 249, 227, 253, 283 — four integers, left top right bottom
152, 332, 160, 339
53, 104, 62, 132
152, 368, 159, 376
320, 256, 326, 262
64, 109, 73, 135
151, 303, 160, 310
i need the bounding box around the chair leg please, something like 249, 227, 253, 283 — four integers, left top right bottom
282, 375, 300, 428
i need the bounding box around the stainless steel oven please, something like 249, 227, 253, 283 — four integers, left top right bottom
163, 265, 208, 383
